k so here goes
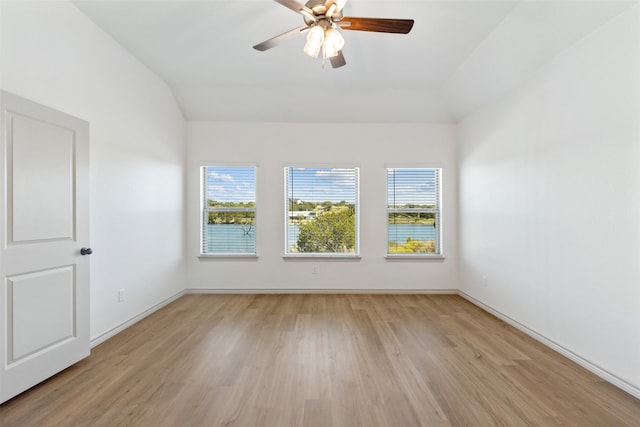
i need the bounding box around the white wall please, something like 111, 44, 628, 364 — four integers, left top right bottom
442, 0, 637, 120
458, 4, 640, 395
0, 1, 186, 341
187, 122, 457, 291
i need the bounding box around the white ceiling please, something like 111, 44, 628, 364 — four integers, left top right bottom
71, 0, 636, 122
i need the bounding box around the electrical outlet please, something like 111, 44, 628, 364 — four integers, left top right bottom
118, 289, 125, 302
482, 276, 488, 287
312, 265, 318, 274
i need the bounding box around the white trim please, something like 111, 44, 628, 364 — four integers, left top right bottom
458, 291, 640, 401
198, 161, 259, 167
385, 255, 445, 261
90, 290, 186, 348
282, 162, 362, 168
186, 288, 458, 295
284, 165, 360, 256
199, 254, 259, 259
385, 167, 442, 257
200, 165, 258, 256
384, 162, 444, 169
282, 254, 361, 260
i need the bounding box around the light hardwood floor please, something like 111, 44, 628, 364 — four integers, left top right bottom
1, 294, 639, 426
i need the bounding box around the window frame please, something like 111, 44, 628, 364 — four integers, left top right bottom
200, 164, 258, 258
385, 166, 443, 259
283, 165, 360, 258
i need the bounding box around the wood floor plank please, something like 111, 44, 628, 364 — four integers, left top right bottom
1, 294, 639, 426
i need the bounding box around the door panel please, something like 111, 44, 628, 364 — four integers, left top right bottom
0, 91, 90, 404
8, 266, 75, 362
10, 114, 75, 243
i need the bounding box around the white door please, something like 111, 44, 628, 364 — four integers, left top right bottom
0, 91, 90, 404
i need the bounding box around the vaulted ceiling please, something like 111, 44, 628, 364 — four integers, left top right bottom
72, 0, 636, 122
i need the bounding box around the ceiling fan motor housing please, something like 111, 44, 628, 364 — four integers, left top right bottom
306, 0, 328, 14
302, 0, 343, 26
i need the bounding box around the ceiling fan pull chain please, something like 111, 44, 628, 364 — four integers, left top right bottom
321, 44, 327, 69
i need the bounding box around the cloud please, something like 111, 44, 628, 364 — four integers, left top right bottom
287, 167, 357, 202
313, 168, 357, 187
205, 167, 257, 202
208, 171, 235, 183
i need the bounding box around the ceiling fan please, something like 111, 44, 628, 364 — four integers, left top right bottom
253, 0, 414, 68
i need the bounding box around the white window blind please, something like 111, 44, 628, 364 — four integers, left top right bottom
387, 168, 441, 256
201, 166, 256, 255
284, 167, 359, 255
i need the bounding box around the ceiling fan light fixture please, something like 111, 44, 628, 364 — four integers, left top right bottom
304, 25, 325, 58
322, 27, 344, 58
323, 44, 338, 59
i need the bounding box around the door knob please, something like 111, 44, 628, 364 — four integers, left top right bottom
80, 247, 93, 256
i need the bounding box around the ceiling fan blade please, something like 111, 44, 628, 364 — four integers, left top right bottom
274, 0, 314, 15
330, 50, 346, 68
338, 17, 414, 34
253, 26, 309, 51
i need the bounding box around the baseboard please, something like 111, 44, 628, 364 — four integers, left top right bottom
458, 291, 640, 401
186, 288, 458, 295
90, 290, 187, 348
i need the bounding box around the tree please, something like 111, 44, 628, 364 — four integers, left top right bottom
296, 208, 355, 253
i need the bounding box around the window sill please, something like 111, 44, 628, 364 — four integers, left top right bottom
283, 254, 361, 260
199, 254, 258, 260
385, 254, 445, 261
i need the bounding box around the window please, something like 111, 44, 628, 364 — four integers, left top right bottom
201, 166, 256, 255
387, 167, 441, 256
285, 167, 359, 256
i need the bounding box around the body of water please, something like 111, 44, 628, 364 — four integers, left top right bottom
387, 223, 436, 245
204, 224, 256, 253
